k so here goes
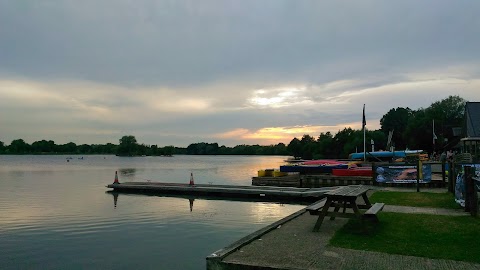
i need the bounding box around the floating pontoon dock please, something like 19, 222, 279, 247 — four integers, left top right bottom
106, 182, 335, 202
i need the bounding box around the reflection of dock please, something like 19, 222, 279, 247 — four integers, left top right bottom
106, 182, 335, 202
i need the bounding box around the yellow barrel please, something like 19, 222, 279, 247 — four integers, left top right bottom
265, 169, 274, 177
258, 170, 266, 177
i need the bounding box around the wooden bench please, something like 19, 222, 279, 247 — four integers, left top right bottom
362, 202, 385, 222
306, 198, 327, 215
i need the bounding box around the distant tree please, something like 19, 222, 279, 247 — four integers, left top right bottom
0, 141, 5, 153
404, 96, 466, 153
64, 142, 77, 153
205, 143, 219, 155
315, 132, 334, 158
117, 135, 138, 156
380, 107, 413, 150
332, 128, 357, 158
300, 135, 316, 159
273, 143, 288, 155
77, 144, 92, 153
31, 139, 55, 153
163, 145, 175, 156
9, 139, 29, 154
287, 137, 302, 158
425, 95, 466, 149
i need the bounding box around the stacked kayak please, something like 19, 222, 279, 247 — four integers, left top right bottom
332, 167, 373, 177
280, 160, 348, 174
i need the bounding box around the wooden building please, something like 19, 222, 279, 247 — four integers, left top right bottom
460, 102, 480, 162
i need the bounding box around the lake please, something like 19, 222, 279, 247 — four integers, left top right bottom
0, 155, 304, 270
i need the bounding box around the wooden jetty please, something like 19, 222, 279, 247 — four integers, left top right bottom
106, 182, 335, 202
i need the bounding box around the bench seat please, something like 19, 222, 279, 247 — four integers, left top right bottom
363, 202, 385, 222
306, 198, 327, 215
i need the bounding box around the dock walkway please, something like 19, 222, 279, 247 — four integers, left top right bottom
107, 182, 335, 202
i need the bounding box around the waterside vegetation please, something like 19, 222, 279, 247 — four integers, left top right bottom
0, 95, 468, 157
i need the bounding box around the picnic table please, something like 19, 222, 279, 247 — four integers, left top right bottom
312, 185, 384, 232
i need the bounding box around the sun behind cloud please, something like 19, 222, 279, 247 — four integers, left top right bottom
213, 123, 370, 145
248, 86, 312, 108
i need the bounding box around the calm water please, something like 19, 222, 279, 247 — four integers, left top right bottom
0, 155, 304, 270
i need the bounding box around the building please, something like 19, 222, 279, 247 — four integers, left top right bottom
460, 102, 480, 162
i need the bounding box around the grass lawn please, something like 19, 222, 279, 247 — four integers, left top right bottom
330, 212, 480, 263
369, 191, 461, 209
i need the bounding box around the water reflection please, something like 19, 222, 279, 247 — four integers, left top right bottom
113, 192, 119, 208
108, 191, 198, 212
189, 198, 194, 212
119, 168, 137, 176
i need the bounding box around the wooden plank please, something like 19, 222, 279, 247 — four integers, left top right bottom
325, 186, 369, 199
306, 198, 327, 215
364, 202, 385, 216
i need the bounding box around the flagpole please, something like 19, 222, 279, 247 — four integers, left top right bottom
363, 104, 366, 161
363, 124, 366, 161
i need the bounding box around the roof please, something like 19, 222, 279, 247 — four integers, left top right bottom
465, 102, 480, 137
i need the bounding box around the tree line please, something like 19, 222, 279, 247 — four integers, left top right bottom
0, 96, 467, 158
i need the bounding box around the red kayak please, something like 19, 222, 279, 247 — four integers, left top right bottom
332, 167, 373, 177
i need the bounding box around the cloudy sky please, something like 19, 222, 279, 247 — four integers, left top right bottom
1, 1, 479, 147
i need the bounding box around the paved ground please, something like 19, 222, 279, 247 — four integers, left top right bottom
217, 187, 480, 270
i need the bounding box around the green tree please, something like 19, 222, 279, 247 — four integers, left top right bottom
300, 134, 316, 159
9, 139, 29, 154
287, 137, 302, 158
163, 145, 175, 156
380, 107, 413, 150
31, 140, 56, 153
404, 96, 466, 153
425, 95, 466, 149
116, 135, 138, 156
63, 142, 77, 153
315, 132, 334, 158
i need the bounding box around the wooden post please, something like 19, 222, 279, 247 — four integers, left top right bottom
472, 177, 479, 217
464, 166, 472, 213
448, 161, 454, 193
441, 160, 446, 187
416, 159, 420, 192
372, 163, 376, 186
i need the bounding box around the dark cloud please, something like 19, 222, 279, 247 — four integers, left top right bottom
1, 1, 479, 146
1, 1, 479, 87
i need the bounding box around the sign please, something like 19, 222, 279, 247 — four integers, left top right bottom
375, 164, 432, 183
454, 164, 480, 207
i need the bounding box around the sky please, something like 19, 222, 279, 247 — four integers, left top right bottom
1, 1, 479, 147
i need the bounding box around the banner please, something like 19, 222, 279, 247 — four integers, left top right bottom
375, 164, 432, 183
454, 164, 480, 207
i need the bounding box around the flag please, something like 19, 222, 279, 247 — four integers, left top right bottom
362, 104, 366, 130
433, 120, 437, 144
